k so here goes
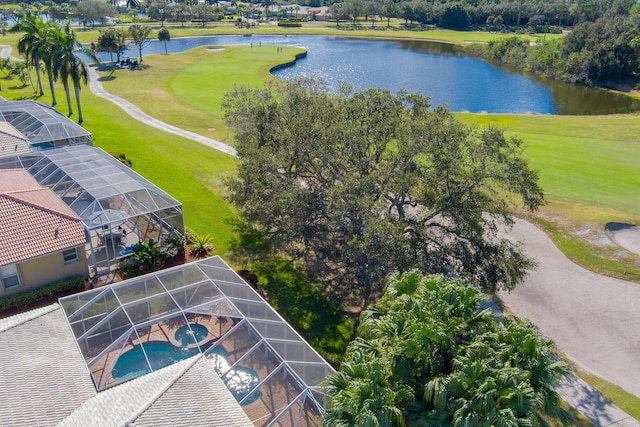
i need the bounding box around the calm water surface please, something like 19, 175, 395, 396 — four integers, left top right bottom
92, 35, 640, 115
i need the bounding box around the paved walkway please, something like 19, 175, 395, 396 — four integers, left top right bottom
86, 61, 639, 426
86, 66, 236, 157
501, 219, 640, 426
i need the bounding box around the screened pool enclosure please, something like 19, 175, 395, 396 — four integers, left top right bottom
60, 257, 334, 426
0, 100, 92, 150
0, 145, 184, 275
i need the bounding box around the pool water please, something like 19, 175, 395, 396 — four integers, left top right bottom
112, 341, 197, 381
208, 351, 261, 405
111, 339, 261, 405
175, 323, 209, 344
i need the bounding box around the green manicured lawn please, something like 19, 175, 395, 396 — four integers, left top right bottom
83, 98, 240, 256
97, 44, 304, 144
1, 19, 554, 45
458, 113, 640, 220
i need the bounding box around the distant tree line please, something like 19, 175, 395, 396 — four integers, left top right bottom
25, 0, 639, 30
326, 0, 635, 29
470, 7, 640, 87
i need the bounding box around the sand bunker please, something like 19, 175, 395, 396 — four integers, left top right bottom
605, 222, 640, 255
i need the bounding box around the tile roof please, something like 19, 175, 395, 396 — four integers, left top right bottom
0, 121, 31, 158
0, 305, 97, 427
0, 169, 87, 266
0, 168, 40, 193
0, 302, 59, 332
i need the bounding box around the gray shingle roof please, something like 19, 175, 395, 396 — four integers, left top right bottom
133, 356, 254, 427
58, 355, 253, 427
0, 305, 97, 427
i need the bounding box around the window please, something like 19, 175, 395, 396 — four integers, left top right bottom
63, 248, 79, 264
1, 265, 20, 290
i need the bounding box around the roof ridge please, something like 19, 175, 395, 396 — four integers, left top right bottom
0, 304, 60, 333
0, 191, 81, 223
126, 354, 204, 425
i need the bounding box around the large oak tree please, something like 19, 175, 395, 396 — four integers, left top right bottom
223, 80, 544, 308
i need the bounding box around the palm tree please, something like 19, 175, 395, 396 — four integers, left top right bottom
38, 22, 61, 106
187, 232, 215, 258
53, 23, 92, 123
157, 28, 170, 55
16, 14, 45, 96
325, 272, 573, 426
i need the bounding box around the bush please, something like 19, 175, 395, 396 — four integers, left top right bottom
0, 275, 85, 313
119, 233, 187, 278
189, 232, 215, 259
162, 232, 185, 256
119, 255, 143, 278
109, 151, 133, 167
278, 21, 302, 27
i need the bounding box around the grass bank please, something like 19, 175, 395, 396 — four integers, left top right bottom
96, 44, 305, 143
61, 20, 559, 44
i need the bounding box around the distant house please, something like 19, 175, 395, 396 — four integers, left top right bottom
0, 121, 31, 158
0, 100, 92, 151
306, 6, 329, 21
0, 169, 89, 297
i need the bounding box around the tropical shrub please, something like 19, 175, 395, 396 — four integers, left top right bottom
188, 232, 215, 259
119, 234, 186, 278
325, 271, 572, 426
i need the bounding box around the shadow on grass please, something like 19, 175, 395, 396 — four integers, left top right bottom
229, 220, 354, 367
98, 75, 116, 82
250, 258, 354, 368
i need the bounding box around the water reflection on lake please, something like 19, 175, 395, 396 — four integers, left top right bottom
88, 34, 640, 115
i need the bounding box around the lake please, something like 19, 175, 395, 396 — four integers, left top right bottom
90, 34, 640, 115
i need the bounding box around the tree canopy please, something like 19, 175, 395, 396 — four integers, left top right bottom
95, 28, 128, 64
129, 24, 152, 62
324, 271, 571, 426
223, 80, 543, 308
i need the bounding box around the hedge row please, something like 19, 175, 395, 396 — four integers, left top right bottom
278, 22, 302, 27
0, 275, 86, 313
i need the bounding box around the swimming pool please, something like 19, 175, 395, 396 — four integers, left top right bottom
175, 323, 209, 345
112, 341, 197, 381
112, 340, 261, 405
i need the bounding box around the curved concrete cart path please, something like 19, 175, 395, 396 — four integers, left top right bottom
86, 66, 237, 157
501, 219, 640, 399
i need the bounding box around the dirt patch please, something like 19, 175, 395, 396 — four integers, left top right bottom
535, 212, 617, 250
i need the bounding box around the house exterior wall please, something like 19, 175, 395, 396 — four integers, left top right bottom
0, 245, 89, 297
